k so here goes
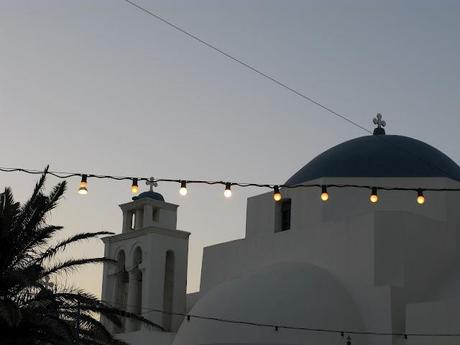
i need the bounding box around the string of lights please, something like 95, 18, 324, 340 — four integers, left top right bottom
99, 299, 460, 339
2, 166, 460, 205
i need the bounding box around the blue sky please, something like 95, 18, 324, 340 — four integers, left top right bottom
1, 0, 459, 294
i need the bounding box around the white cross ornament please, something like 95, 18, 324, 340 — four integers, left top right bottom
146, 177, 158, 191
373, 113, 386, 129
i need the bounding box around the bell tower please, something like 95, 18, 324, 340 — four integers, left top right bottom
101, 181, 190, 334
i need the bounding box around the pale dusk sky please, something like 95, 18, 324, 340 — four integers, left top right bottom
1, 0, 459, 295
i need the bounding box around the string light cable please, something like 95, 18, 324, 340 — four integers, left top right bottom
1, 166, 460, 204
99, 299, 460, 339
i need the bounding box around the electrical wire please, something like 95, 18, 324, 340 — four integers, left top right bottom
120, 0, 453, 181
121, 0, 370, 134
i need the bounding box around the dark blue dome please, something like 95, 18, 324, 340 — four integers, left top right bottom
132, 191, 165, 202
286, 135, 460, 185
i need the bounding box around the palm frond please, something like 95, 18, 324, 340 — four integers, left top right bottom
10, 225, 64, 270
38, 231, 114, 263
80, 303, 165, 331
43, 257, 115, 277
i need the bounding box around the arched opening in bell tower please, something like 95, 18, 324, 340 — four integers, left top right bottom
132, 247, 143, 331
162, 250, 175, 331
114, 250, 129, 333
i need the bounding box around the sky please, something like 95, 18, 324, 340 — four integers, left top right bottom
0, 0, 459, 295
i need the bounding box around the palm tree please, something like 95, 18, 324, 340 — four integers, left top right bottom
0, 168, 161, 345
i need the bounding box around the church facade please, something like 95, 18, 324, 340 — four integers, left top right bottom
101, 119, 460, 345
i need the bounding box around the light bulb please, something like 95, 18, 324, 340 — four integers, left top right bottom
179, 181, 188, 196
131, 178, 139, 194
78, 175, 88, 195
320, 185, 329, 201
224, 183, 232, 198
273, 185, 282, 202
417, 189, 425, 204
370, 187, 378, 203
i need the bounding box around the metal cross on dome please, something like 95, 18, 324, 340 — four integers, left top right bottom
372, 113, 386, 135
146, 177, 158, 191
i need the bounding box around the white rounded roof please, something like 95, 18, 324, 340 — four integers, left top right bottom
173, 262, 368, 345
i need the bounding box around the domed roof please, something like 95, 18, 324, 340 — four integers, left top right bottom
132, 190, 165, 202
173, 262, 366, 345
286, 135, 460, 185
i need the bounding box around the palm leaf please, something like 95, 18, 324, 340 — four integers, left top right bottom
38, 231, 114, 263
43, 257, 116, 277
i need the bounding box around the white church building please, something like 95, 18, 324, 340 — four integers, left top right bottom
100, 117, 460, 345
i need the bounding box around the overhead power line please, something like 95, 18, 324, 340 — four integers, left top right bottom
121, 0, 371, 134
119, 1, 453, 179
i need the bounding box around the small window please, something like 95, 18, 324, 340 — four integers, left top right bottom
281, 199, 291, 231
152, 208, 160, 223
275, 198, 291, 232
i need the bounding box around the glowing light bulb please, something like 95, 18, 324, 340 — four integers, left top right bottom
370, 187, 378, 203
320, 185, 329, 201
179, 181, 188, 196
224, 183, 232, 198
131, 178, 139, 194
417, 189, 425, 204
78, 175, 88, 195
273, 185, 282, 202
